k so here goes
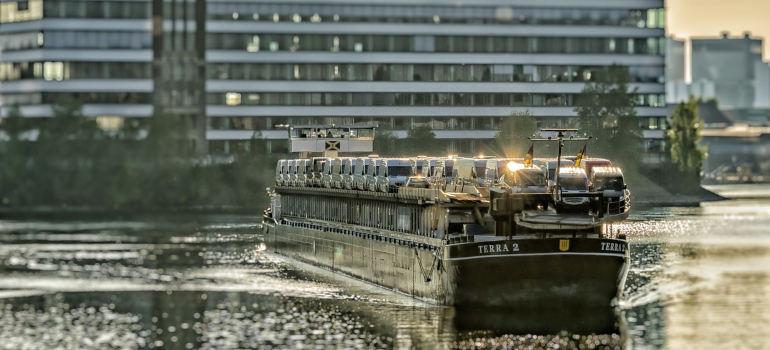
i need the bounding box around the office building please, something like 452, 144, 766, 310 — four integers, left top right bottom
691, 33, 763, 110
0, 0, 667, 157
666, 36, 685, 82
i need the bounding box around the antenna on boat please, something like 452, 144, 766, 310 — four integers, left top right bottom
528, 129, 592, 204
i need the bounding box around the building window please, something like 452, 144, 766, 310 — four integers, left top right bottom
204, 63, 664, 84
0, 0, 43, 23
95, 116, 124, 131
247, 35, 259, 52
211, 92, 661, 108
207, 33, 663, 56
43, 62, 64, 81
225, 92, 241, 106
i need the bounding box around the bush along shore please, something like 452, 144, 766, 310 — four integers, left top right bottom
0, 90, 718, 212
0, 104, 276, 212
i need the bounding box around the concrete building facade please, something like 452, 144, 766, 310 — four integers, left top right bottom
691, 33, 764, 110
0, 0, 667, 157
666, 36, 685, 82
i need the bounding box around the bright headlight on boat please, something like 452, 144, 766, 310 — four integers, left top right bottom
507, 162, 524, 172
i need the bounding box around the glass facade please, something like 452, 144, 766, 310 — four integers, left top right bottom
207, 116, 578, 132
43, 31, 152, 50
42, 1, 151, 19
207, 33, 666, 55
0, 0, 666, 157
207, 92, 666, 108
208, 63, 664, 83
0, 0, 43, 23
206, 4, 665, 29
0, 93, 151, 106
0, 31, 151, 52
0, 32, 42, 51
0, 62, 152, 81
639, 116, 668, 130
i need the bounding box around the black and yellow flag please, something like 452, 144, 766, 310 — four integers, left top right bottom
325, 141, 340, 151
575, 144, 587, 167
524, 145, 534, 166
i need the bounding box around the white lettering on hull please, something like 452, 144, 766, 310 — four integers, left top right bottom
601, 242, 626, 252
477, 243, 520, 254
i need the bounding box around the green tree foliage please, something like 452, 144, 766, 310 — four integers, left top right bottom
0, 103, 276, 209
0, 105, 33, 205
573, 65, 642, 173
372, 125, 398, 157
667, 98, 707, 191
494, 110, 537, 158
403, 125, 441, 156
2, 105, 29, 141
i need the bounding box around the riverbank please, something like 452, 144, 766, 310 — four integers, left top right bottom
0, 205, 257, 217
703, 184, 770, 199
630, 174, 725, 206
5, 182, 757, 216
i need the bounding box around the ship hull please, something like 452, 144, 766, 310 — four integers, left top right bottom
444, 252, 628, 309
263, 219, 446, 302
263, 218, 629, 309
443, 238, 629, 309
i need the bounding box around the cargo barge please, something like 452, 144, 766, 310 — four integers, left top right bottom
262, 125, 630, 309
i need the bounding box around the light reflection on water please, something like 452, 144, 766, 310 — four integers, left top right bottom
0, 188, 769, 349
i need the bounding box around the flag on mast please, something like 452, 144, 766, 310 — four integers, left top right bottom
524, 145, 534, 166
575, 144, 587, 167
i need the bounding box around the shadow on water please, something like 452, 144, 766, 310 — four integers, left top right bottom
0, 291, 627, 350
447, 306, 625, 337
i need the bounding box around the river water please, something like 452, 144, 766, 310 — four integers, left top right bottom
1, 184, 769, 349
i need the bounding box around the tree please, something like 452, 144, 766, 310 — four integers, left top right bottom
573, 65, 642, 173
494, 110, 537, 158
403, 125, 441, 156
0, 100, 279, 209
1, 105, 31, 141
373, 124, 398, 156
667, 98, 707, 191
0, 105, 34, 205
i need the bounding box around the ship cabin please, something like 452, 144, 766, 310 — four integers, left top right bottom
286, 124, 376, 154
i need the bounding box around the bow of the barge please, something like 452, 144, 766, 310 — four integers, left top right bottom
442, 235, 630, 309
